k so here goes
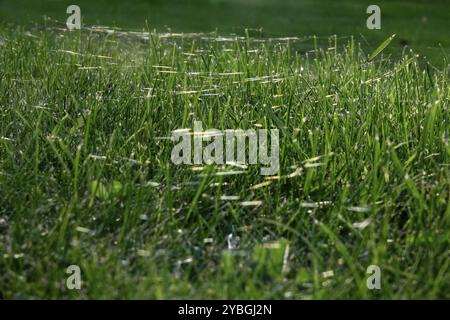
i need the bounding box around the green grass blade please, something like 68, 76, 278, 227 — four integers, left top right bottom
368, 34, 396, 62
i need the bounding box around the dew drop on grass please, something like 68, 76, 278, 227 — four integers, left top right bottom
220, 195, 240, 201
347, 206, 371, 213
227, 234, 238, 250
239, 200, 263, 207
145, 181, 160, 187
137, 249, 151, 257
322, 270, 334, 278
76, 226, 93, 234
352, 218, 372, 230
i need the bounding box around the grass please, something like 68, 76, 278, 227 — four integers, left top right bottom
1, 0, 450, 64
0, 22, 449, 299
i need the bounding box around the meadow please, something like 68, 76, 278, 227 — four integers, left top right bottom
0, 0, 449, 299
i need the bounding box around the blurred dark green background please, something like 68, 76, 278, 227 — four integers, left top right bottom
0, 0, 449, 62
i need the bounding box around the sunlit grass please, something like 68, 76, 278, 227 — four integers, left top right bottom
0, 25, 449, 299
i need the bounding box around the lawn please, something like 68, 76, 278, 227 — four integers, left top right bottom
0, 0, 449, 299
1, 0, 449, 64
